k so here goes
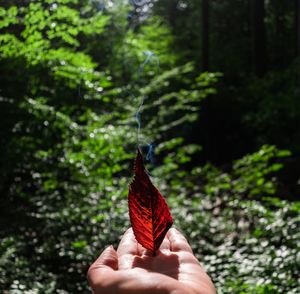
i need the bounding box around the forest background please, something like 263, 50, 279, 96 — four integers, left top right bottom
0, 0, 300, 293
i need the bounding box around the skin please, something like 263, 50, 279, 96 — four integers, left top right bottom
87, 228, 216, 294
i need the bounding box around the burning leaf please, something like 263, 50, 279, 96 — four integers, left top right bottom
128, 148, 173, 253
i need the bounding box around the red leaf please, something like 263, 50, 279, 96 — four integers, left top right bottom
128, 148, 173, 253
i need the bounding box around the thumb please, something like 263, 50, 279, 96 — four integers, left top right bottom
87, 245, 118, 286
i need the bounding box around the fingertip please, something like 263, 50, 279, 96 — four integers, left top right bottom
102, 244, 116, 254
167, 227, 182, 242
90, 245, 118, 271
117, 228, 138, 256
168, 228, 193, 253
168, 227, 188, 239
108, 244, 116, 252
167, 227, 180, 236
124, 227, 133, 235
120, 227, 135, 242
87, 246, 115, 289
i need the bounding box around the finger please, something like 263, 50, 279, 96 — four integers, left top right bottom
89, 245, 118, 271
168, 228, 193, 253
157, 236, 171, 254
87, 245, 118, 287
117, 228, 139, 257
137, 242, 145, 255
117, 228, 140, 270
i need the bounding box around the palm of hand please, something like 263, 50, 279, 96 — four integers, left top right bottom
88, 228, 215, 294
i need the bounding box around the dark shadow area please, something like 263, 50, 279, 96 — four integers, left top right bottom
132, 253, 179, 280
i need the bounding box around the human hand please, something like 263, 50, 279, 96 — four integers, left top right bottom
87, 227, 216, 294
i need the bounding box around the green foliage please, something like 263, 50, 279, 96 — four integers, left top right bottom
232, 145, 291, 197
0, 0, 109, 94
195, 145, 291, 200
0, 1, 299, 293
135, 64, 221, 141
163, 145, 299, 294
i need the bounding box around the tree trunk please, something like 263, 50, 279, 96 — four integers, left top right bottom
202, 0, 209, 71
250, 0, 267, 77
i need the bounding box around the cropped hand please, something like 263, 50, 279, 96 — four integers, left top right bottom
87, 227, 216, 294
